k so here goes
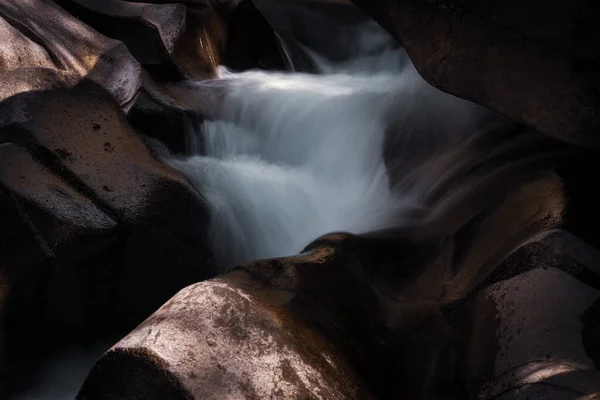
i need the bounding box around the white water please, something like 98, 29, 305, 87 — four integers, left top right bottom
170, 21, 492, 270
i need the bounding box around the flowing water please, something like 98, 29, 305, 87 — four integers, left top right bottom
169, 21, 495, 270
13, 15, 531, 400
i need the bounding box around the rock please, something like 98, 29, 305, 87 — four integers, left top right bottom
252, 0, 369, 70
127, 88, 197, 154
0, 80, 217, 319
0, 143, 120, 397
221, 0, 289, 71
125, 0, 226, 8
55, 0, 227, 80
0, 0, 142, 108
349, 0, 600, 148
0, 16, 55, 75
461, 230, 600, 399
0, 67, 79, 104
0, 143, 117, 297
78, 243, 401, 399
127, 72, 228, 154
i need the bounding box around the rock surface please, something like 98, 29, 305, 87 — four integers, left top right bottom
55, 0, 227, 80
462, 230, 600, 399
78, 246, 385, 399
0, 0, 142, 108
350, 0, 600, 148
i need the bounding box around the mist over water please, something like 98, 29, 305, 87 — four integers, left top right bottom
170, 21, 493, 270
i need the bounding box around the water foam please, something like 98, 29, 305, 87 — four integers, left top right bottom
170, 22, 491, 270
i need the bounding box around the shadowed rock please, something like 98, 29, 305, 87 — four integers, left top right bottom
55, 0, 227, 80
221, 0, 289, 72
0, 79, 217, 322
349, 0, 600, 148
0, 143, 117, 298
0, 0, 142, 108
0, 143, 119, 397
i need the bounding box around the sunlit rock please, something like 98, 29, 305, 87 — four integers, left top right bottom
0, 0, 142, 108
78, 246, 392, 399
463, 230, 600, 399
55, 0, 227, 80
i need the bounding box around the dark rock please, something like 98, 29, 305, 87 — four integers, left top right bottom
252, 0, 370, 71
0, 79, 217, 319
125, 0, 226, 8
126, 74, 207, 154
349, 0, 600, 148
0, 143, 117, 286
221, 0, 289, 71
0, 143, 120, 397
0, 0, 142, 108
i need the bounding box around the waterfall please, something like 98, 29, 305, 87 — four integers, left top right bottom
169, 21, 494, 271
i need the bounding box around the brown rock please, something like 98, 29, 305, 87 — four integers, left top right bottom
0, 80, 217, 319
349, 0, 600, 148
55, 0, 227, 80
80, 230, 434, 399
0, 16, 55, 75
0, 0, 142, 108
0, 143, 120, 396
461, 230, 600, 399
78, 260, 370, 399
0, 143, 117, 290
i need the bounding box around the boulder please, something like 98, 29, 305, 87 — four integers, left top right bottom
349, 0, 600, 148
0, 16, 56, 75
0, 0, 142, 108
55, 0, 227, 80
0, 78, 217, 319
461, 230, 600, 399
0, 143, 120, 397
78, 243, 401, 399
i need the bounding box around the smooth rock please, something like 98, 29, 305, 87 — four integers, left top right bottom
0, 0, 142, 108
0, 143, 119, 397
78, 245, 388, 399
0, 81, 216, 320
350, 0, 600, 148
55, 0, 226, 80
462, 230, 600, 399
0, 16, 56, 75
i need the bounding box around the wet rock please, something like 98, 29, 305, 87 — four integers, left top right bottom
55, 0, 227, 80
78, 244, 399, 399
461, 230, 600, 399
0, 0, 142, 108
349, 0, 600, 148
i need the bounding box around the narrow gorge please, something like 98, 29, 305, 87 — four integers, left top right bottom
0, 0, 598, 399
